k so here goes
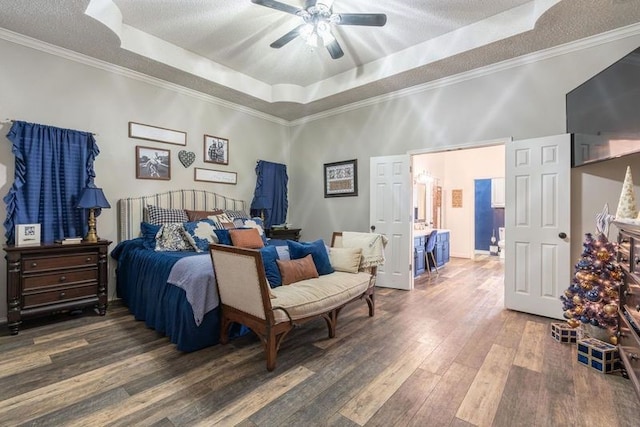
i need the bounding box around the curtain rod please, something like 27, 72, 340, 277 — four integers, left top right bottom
3, 119, 98, 136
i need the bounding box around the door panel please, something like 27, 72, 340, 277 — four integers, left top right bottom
370, 155, 412, 290
505, 134, 570, 319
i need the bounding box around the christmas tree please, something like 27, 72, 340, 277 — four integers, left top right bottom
560, 232, 623, 344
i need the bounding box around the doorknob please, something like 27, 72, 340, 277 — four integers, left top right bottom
558, 232, 567, 239
370, 225, 376, 232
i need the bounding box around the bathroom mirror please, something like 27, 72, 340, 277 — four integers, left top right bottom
415, 183, 426, 221
414, 178, 437, 226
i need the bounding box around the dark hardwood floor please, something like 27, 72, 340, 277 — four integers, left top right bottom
1, 256, 639, 426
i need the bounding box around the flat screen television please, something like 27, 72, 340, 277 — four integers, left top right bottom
567, 47, 640, 167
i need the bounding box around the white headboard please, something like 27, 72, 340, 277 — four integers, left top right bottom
117, 189, 247, 242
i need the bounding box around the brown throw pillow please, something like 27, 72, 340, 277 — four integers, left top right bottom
277, 254, 319, 285
229, 228, 265, 249
185, 209, 224, 222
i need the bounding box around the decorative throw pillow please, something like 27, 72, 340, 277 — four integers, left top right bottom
329, 247, 363, 273
182, 219, 219, 251
185, 209, 224, 222
140, 222, 161, 250
276, 245, 290, 261
260, 245, 282, 287
235, 217, 268, 245
154, 223, 195, 251
213, 229, 233, 245
224, 209, 250, 220
208, 212, 235, 229
287, 239, 334, 276
146, 205, 189, 225
229, 228, 265, 249
277, 254, 319, 285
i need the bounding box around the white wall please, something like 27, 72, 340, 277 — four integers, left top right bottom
0, 38, 289, 321
288, 34, 640, 248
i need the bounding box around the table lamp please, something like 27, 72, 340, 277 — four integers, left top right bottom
76, 187, 111, 243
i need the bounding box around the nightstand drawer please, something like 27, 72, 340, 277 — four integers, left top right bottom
23, 283, 98, 308
23, 253, 98, 273
23, 269, 98, 290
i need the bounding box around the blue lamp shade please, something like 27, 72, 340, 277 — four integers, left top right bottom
76, 187, 111, 209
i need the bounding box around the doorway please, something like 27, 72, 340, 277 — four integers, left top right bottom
411, 142, 506, 265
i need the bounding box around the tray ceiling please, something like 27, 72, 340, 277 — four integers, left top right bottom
0, 0, 639, 121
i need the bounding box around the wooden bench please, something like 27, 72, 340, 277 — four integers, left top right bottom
209, 232, 377, 371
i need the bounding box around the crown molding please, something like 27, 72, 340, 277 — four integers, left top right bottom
0, 28, 289, 127
290, 22, 640, 126
1, 20, 639, 128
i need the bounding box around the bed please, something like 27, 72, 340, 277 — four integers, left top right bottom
111, 189, 253, 352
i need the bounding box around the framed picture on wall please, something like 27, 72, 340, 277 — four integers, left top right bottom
194, 167, 237, 185
204, 135, 229, 165
324, 159, 358, 198
128, 122, 187, 146
136, 146, 171, 180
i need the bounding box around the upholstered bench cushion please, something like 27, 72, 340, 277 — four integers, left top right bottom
270, 271, 371, 324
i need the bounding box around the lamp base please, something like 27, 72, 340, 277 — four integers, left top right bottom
84, 208, 100, 243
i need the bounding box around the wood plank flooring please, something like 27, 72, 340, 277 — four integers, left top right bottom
1, 256, 639, 426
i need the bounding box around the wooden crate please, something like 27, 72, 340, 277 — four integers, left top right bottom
577, 337, 620, 373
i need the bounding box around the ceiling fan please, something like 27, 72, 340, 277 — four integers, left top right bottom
251, 0, 387, 59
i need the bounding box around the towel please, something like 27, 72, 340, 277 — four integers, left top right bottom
342, 231, 388, 268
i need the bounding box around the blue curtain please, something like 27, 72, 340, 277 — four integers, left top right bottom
3, 121, 99, 244
250, 160, 288, 229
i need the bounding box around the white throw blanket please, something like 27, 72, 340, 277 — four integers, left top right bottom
342, 232, 388, 268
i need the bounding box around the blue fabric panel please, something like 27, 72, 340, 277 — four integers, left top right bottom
287, 239, 334, 275
111, 238, 237, 352
260, 245, 282, 287
3, 121, 99, 244
250, 160, 288, 228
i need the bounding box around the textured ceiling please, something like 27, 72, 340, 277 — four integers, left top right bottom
0, 0, 639, 121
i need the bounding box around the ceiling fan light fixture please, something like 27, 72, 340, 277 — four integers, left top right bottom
306, 32, 320, 47
300, 23, 314, 39
301, 20, 334, 48
252, 0, 386, 59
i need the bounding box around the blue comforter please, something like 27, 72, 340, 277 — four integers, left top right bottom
111, 238, 223, 352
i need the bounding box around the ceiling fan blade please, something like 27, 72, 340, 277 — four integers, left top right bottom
270, 25, 304, 48
336, 13, 387, 26
304, 0, 318, 9
251, 0, 303, 16
326, 39, 344, 59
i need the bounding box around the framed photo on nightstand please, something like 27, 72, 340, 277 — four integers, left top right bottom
15, 223, 41, 247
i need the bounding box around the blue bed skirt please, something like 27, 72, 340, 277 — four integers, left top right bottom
111, 239, 221, 352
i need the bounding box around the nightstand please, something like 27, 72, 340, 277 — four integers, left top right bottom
265, 228, 302, 241
3, 240, 111, 335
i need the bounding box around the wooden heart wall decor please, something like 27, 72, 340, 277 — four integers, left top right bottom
178, 150, 195, 168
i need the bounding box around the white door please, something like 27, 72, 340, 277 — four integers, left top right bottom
370, 155, 412, 290
505, 134, 571, 319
